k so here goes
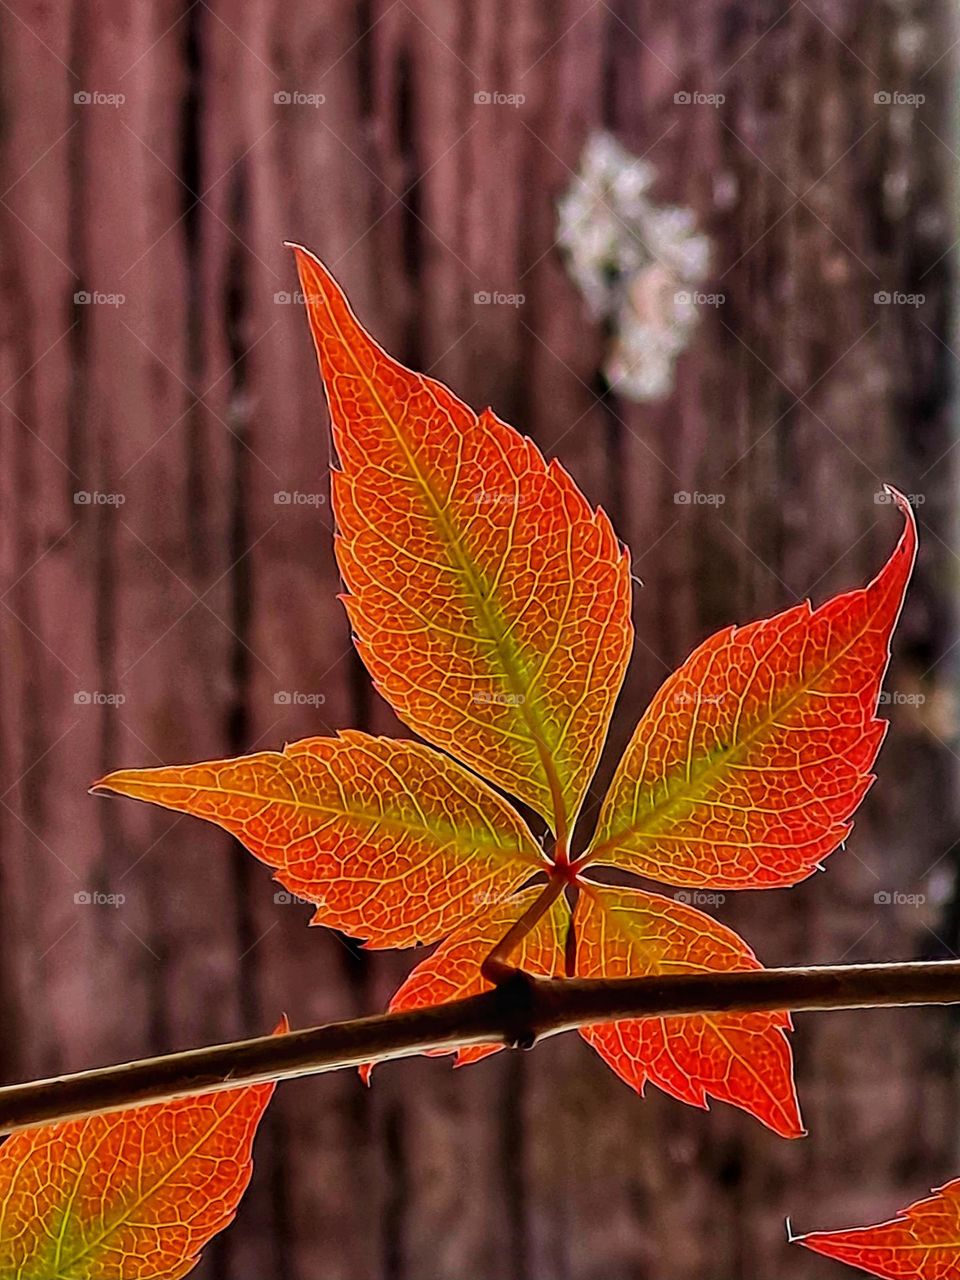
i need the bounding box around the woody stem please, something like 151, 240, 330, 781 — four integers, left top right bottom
4, 960, 960, 1135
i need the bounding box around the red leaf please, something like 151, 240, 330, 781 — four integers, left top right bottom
0, 1020, 285, 1279
95, 250, 919, 1140
574, 885, 802, 1138
291, 245, 633, 846
586, 490, 916, 888
95, 733, 543, 947
796, 1177, 960, 1278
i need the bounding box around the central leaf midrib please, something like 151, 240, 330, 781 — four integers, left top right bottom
118, 777, 535, 861
327, 296, 567, 831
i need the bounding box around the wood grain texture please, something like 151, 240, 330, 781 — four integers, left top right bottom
0, 2, 957, 1278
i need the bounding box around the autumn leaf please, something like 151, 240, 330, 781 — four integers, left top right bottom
289, 244, 633, 849
588, 501, 915, 888
0, 1020, 285, 1279
95, 248, 917, 1138
94, 732, 544, 947
575, 885, 802, 1137
795, 1177, 960, 1278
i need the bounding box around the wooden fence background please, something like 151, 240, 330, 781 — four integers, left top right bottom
1, 2, 959, 1277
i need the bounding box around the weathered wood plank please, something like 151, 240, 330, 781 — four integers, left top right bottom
0, 3, 957, 1278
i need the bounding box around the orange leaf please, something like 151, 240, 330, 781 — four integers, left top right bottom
94, 249, 919, 1139
585, 491, 916, 888
291, 245, 633, 846
0, 1019, 285, 1279
95, 733, 543, 947
574, 885, 802, 1138
365, 885, 570, 1078
796, 1178, 960, 1278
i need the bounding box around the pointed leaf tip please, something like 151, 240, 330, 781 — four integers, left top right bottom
794, 1177, 960, 1279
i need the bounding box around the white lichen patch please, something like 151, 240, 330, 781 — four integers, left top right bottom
557, 131, 711, 401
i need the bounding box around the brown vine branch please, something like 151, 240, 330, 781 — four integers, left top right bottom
3, 959, 960, 1136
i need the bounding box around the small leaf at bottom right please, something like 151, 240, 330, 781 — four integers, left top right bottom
575, 884, 803, 1138
797, 1178, 960, 1279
